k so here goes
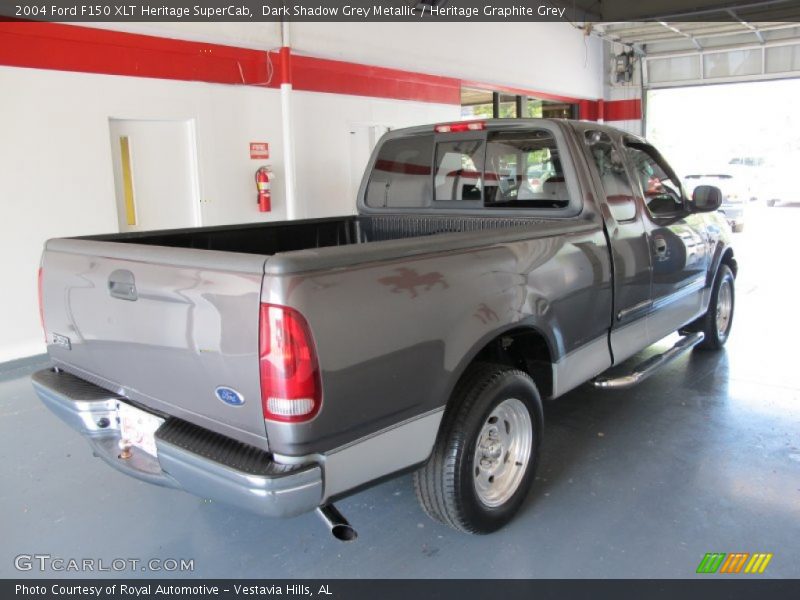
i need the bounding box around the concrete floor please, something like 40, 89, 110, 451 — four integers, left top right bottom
1, 204, 799, 579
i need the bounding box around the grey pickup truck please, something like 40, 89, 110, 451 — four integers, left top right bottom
33, 119, 736, 540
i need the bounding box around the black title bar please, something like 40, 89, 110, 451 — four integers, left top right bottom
4, 1, 587, 23
5, 0, 800, 22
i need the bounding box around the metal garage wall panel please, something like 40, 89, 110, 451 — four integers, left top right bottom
703, 48, 762, 79
766, 44, 800, 73
648, 55, 702, 84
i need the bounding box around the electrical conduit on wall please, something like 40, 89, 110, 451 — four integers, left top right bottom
279, 21, 298, 220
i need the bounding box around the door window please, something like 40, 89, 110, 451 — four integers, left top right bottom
625, 145, 685, 217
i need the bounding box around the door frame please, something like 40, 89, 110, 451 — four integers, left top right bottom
108, 117, 202, 232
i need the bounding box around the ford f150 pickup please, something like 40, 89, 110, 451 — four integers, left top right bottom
33, 119, 737, 540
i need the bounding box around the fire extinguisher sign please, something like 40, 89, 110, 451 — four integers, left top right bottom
250, 142, 269, 159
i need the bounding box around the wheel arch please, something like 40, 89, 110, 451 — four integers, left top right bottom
709, 243, 737, 286
442, 324, 556, 420
720, 247, 738, 278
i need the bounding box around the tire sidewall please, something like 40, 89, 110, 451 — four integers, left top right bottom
454, 371, 543, 533
710, 265, 735, 345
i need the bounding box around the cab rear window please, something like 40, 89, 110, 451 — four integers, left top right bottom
434, 139, 484, 202
365, 129, 573, 211
484, 130, 570, 209
365, 134, 433, 208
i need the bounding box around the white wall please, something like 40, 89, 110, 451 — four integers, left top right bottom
292, 22, 603, 100
604, 40, 643, 136
0, 68, 456, 362
0, 66, 287, 362
291, 92, 457, 218
86, 22, 604, 101
87, 22, 283, 51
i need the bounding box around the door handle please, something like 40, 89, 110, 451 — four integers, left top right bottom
654, 237, 668, 257
108, 269, 138, 301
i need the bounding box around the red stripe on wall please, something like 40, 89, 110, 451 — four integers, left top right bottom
0, 21, 631, 116
279, 46, 291, 85
0, 22, 275, 86
0, 21, 461, 103
578, 99, 598, 121
579, 99, 641, 122
604, 99, 642, 121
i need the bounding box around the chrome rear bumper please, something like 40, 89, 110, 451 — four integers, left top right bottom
32, 368, 322, 518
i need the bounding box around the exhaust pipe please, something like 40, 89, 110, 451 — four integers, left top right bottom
316, 504, 357, 542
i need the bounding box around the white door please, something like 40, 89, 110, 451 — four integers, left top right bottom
348, 123, 390, 209
109, 119, 201, 232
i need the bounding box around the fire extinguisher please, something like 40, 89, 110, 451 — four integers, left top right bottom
255, 166, 272, 212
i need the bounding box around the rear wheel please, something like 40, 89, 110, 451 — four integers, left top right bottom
695, 264, 735, 350
414, 363, 543, 534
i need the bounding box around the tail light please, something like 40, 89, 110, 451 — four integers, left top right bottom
259, 303, 322, 423
434, 120, 486, 133
37, 267, 46, 340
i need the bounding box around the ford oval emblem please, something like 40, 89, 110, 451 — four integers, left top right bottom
215, 386, 245, 406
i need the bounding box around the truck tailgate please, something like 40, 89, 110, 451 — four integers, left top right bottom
41, 239, 269, 450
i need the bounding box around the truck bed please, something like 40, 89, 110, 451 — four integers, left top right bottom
81, 214, 549, 256
43, 212, 599, 451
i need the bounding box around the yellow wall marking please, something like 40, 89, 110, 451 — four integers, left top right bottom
119, 136, 136, 226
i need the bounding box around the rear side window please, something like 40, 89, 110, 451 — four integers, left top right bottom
585, 130, 637, 222
365, 134, 433, 208
434, 140, 485, 202
484, 130, 570, 209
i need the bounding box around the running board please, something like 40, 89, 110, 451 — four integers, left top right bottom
592, 332, 705, 390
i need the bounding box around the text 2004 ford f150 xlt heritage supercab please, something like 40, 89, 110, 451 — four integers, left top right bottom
33, 119, 737, 540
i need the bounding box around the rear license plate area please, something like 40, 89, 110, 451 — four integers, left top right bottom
117, 401, 165, 457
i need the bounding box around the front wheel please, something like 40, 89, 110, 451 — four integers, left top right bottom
695, 264, 735, 350
414, 363, 543, 534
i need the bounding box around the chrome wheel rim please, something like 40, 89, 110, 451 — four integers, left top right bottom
716, 280, 733, 336
473, 398, 533, 508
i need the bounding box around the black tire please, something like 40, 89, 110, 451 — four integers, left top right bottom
413, 363, 543, 534
695, 264, 735, 351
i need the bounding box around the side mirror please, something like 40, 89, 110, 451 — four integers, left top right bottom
692, 185, 723, 212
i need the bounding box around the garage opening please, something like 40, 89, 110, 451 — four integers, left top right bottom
646, 78, 800, 208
